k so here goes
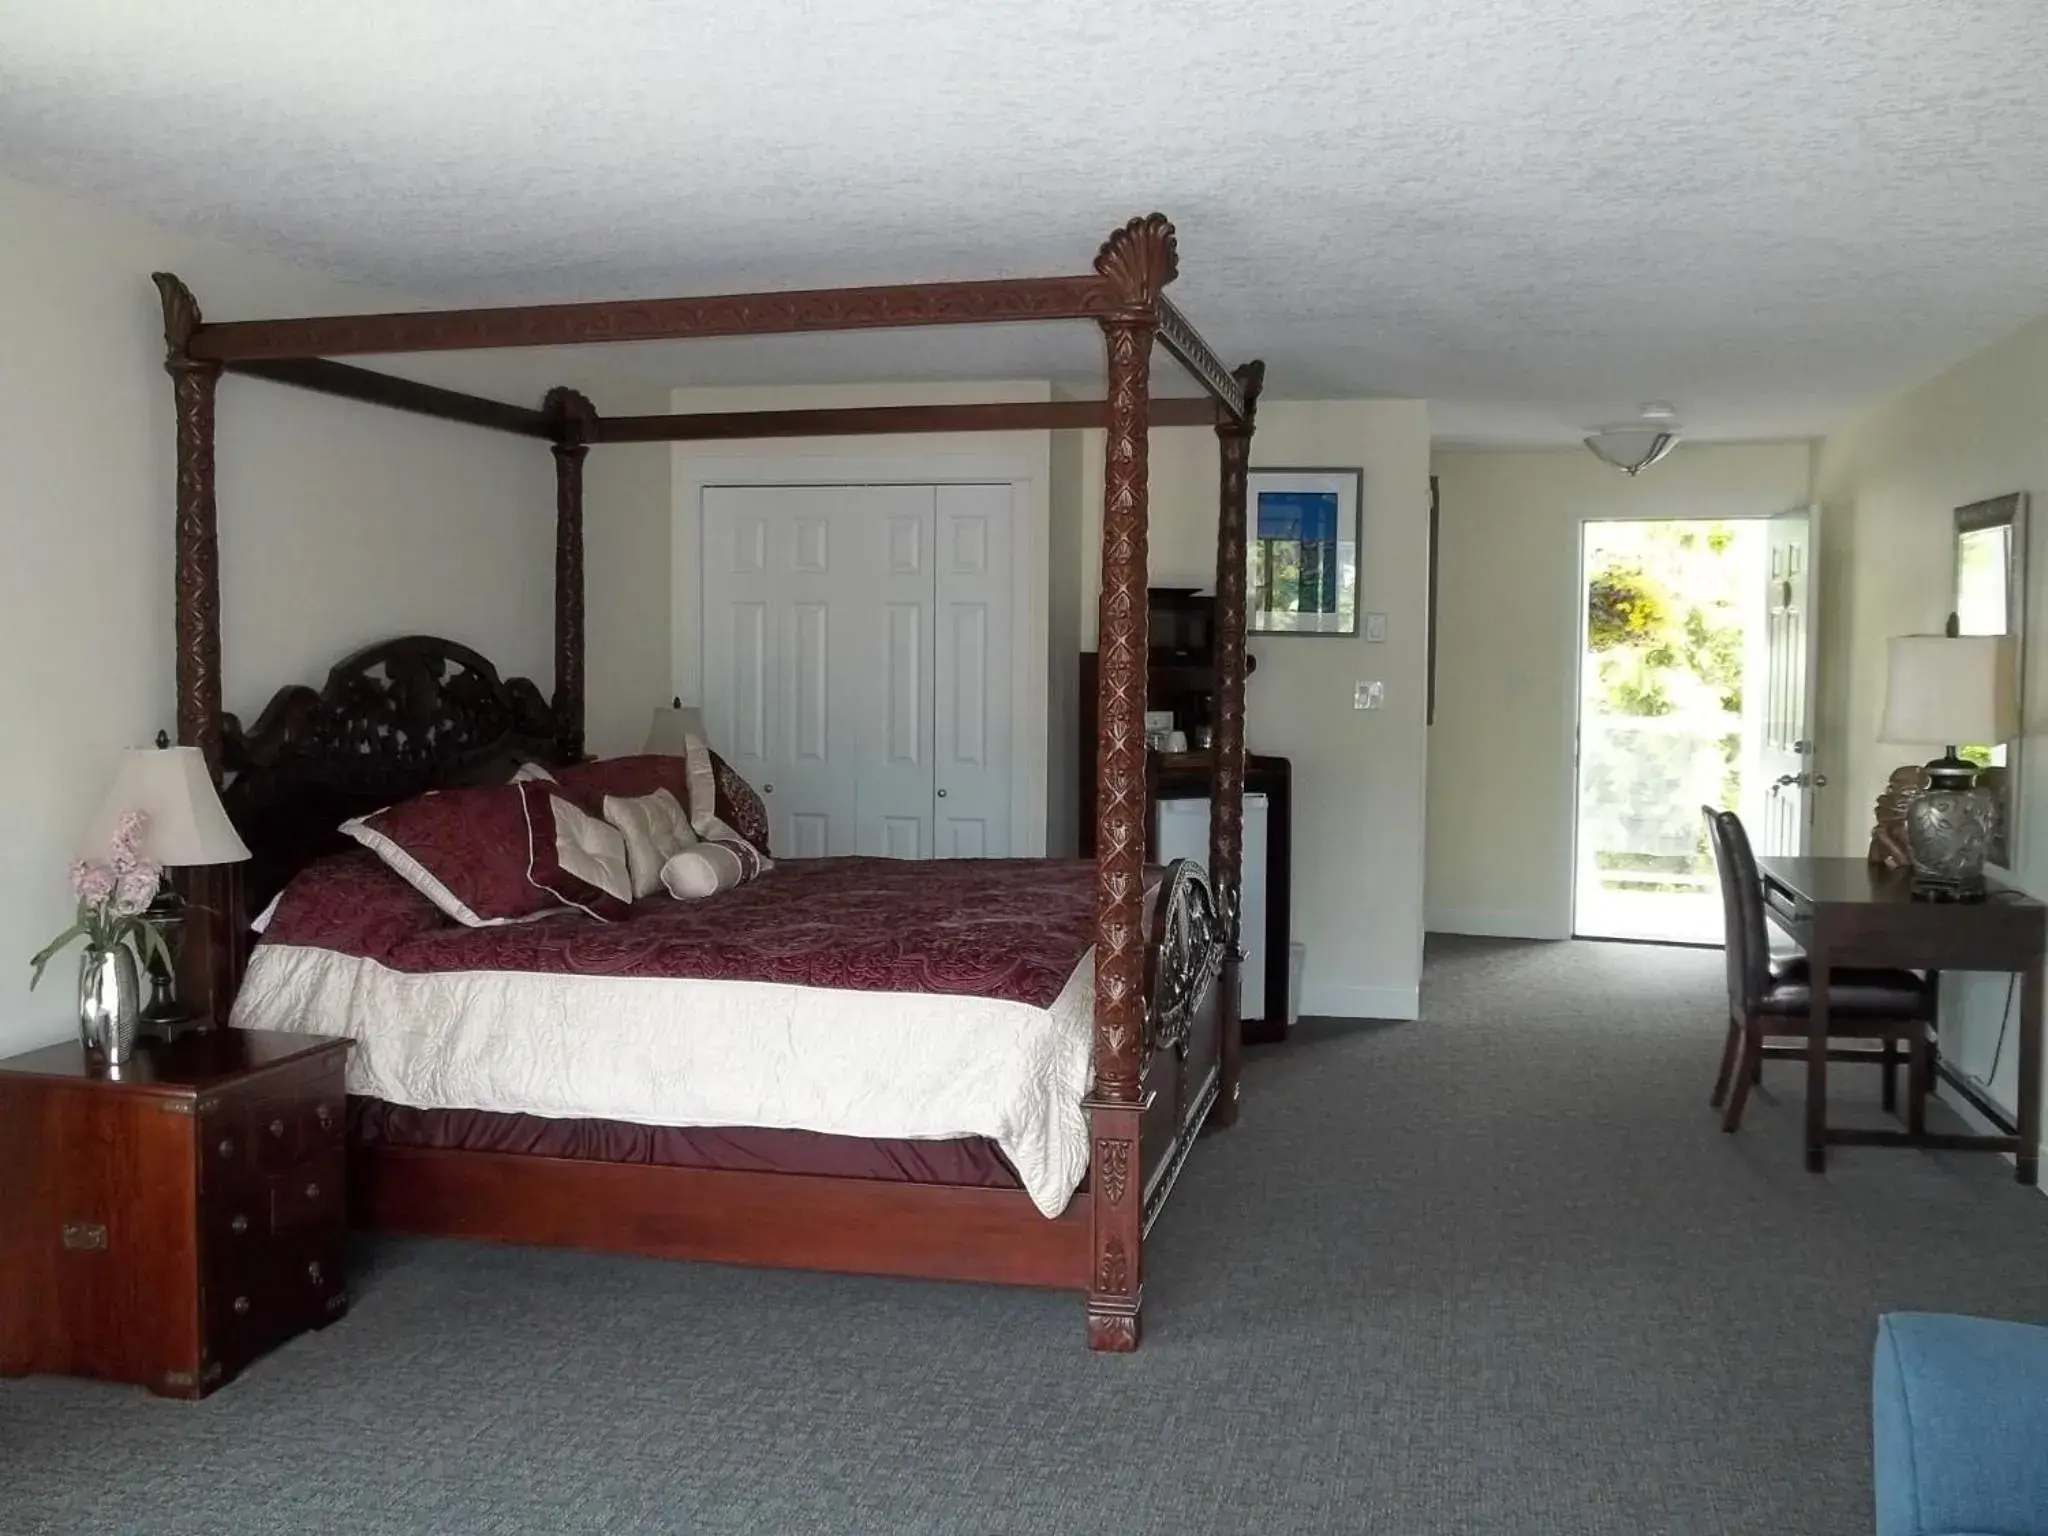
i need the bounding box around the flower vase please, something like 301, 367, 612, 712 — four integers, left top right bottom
78, 943, 140, 1065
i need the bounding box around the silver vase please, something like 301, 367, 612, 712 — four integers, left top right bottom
78, 943, 141, 1065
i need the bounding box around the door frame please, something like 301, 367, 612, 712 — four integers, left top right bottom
673, 450, 1047, 855
1561, 505, 1818, 942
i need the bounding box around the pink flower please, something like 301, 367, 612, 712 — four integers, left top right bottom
70, 860, 116, 906
108, 809, 150, 877
113, 861, 161, 917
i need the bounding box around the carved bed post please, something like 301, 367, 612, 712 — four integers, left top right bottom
1085, 215, 1175, 1353
153, 273, 240, 1019
544, 387, 595, 761
155, 275, 225, 777
1208, 361, 1265, 1131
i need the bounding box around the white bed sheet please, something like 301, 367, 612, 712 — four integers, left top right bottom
229, 943, 1096, 1217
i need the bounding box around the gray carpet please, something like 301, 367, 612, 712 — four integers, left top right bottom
7, 937, 2048, 1535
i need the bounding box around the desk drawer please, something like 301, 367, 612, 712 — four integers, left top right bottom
1762, 880, 1807, 937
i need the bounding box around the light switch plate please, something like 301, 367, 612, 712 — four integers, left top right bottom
1354, 680, 1385, 710
1364, 612, 1388, 642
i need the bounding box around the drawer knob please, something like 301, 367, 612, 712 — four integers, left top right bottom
269, 1118, 287, 1138
306, 1260, 325, 1287
232, 1295, 250, 1316
216, 1138, 235, 1159
229, 1213, 248, 1235
304, 1182, 321, 1201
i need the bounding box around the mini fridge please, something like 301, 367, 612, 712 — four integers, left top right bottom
1155, 793, 1269, 1020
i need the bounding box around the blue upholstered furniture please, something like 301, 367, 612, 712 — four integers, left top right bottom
1874, 1312, 2048, 1536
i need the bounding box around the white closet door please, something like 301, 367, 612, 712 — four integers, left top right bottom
932, 485, 1014, 858
853, 488, 939, 858
703, 486, 896, 857
702, 481, 1011, 862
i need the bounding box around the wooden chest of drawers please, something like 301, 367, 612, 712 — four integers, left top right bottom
0, 1029, 351, 1399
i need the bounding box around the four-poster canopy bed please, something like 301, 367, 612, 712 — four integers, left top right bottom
151, 213, 1265, 1351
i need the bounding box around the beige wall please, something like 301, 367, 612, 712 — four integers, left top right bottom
0, 174, 655, 1057
1425, 444, 1816, 939
1068, 402, 1436, 1019
1814, 311, 2048, 1131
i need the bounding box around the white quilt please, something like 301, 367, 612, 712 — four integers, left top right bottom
230, 943, 1096, 1217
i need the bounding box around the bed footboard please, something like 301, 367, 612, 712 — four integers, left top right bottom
1087, 858, 1233, 1351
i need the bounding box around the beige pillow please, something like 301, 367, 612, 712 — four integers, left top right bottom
660, 837, 772, 901
603, 788, 698, 899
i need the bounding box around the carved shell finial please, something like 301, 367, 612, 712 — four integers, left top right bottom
543, 385, 598, 443
1093, 213, 1179, 310
152, 272, 202, 354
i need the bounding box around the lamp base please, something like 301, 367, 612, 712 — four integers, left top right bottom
1904, 749, 1997, 898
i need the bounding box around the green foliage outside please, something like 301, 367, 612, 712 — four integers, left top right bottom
1578, 522, 1759, 896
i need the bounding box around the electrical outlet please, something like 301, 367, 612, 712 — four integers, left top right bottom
1364, 612, 1388, 642
1354, 680, 1385, 710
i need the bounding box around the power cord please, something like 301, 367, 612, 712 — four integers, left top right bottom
1956, 972, 2018, 1102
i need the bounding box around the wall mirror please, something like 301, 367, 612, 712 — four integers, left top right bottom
1954, 491, 2029, 869
1248, 468, 1361, 635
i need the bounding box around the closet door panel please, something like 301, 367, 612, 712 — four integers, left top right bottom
852, 491, 937, 858
700, 492, 777, 795
933, 485, 1014, 859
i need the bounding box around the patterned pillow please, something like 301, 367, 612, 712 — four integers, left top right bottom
341, 786, 561, 927
519, 784, 634, 922
603, 788, 698, 899
660, 836, 773, 901
710, 755, 772, 855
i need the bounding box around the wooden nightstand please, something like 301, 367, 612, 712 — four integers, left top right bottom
0, 1028, 351, 1399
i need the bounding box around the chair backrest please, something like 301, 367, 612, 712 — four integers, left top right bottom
1704, 807, 1771, 1012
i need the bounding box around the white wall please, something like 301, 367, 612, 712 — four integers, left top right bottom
1069, 402, 1435, 1020
1815, 311, 2048, 1134
0, 174, 655, 1057
651, 382, 1056, 853
1425, 444, 1816, 939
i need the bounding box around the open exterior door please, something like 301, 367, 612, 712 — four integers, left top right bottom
1759, 507, 1823, 855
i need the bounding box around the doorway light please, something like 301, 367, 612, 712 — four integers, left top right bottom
1585, 403, 1682, 476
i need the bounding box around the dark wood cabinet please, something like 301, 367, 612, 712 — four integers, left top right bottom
0, 1029, 351, 1398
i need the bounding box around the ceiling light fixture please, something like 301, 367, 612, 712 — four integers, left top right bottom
1584, 402, 1681, 476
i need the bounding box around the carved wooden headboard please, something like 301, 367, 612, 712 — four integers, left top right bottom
220, 636, 572, 916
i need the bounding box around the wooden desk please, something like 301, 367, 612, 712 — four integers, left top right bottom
1759, 856, 2046, 1183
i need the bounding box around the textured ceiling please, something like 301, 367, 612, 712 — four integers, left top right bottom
5, 0, 2048, 442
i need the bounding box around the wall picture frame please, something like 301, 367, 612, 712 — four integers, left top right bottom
1248, 468, 1361, 636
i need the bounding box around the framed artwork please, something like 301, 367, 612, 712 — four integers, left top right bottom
1248, 468, 1361, 636
1953, 491, 2028, 870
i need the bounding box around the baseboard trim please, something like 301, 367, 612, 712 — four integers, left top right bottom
1300, 983, 1419, 1022
1425, 909, 1570, 942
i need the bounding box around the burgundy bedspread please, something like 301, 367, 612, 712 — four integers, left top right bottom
351, 1098, 1023, 1189
264, 851, 1104, 1006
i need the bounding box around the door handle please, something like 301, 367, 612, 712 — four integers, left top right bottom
1772, 772, 1828, 791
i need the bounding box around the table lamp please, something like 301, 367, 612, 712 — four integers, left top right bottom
1879, 631, 2017, 897
82, 735, 252, 1034
646, 699, 703, 756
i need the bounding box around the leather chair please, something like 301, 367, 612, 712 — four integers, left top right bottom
1704, 808, 1935, 1134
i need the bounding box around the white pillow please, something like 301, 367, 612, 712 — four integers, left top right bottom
509, 760, 557, 784
660, 837, 772, 901
603, 788, 698, 899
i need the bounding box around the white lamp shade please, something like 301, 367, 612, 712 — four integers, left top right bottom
1879, 634, 2019, 747
81, 745, 251, 866
646, 704, 704, 756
